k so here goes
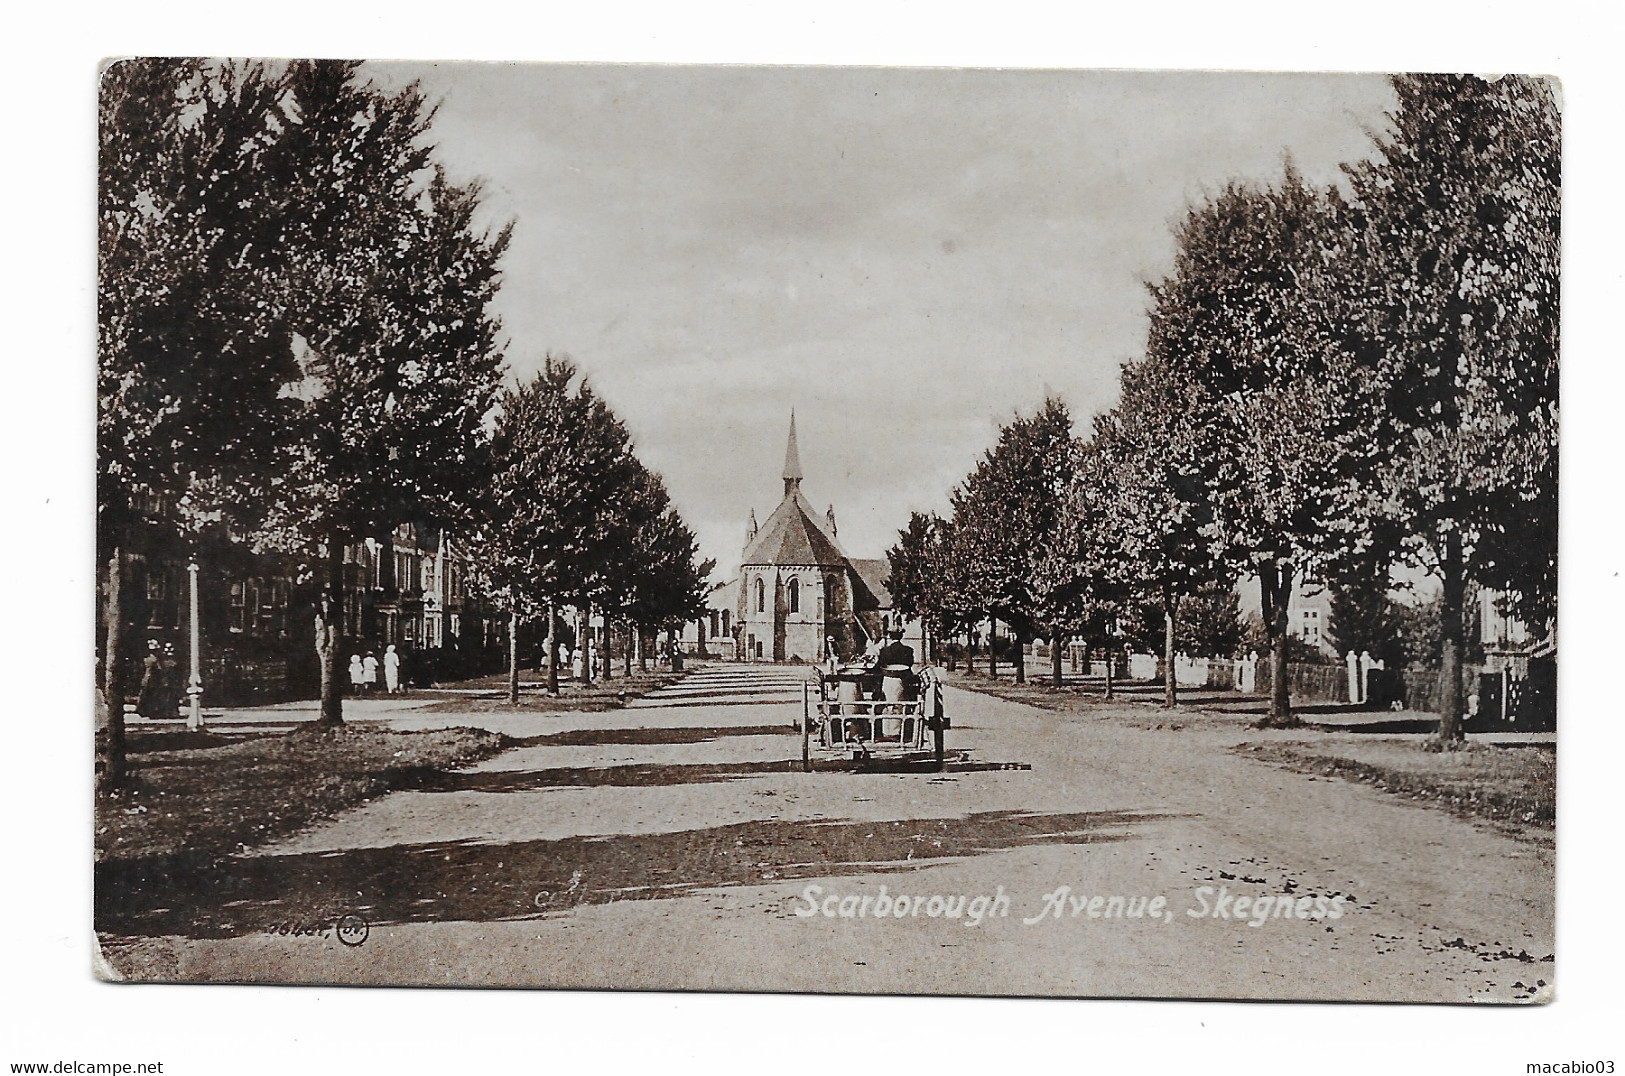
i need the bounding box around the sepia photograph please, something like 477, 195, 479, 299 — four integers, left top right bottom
90, 58, 1560, 1007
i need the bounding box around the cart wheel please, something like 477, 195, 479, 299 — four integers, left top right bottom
802, 681, 812, 773
930, 678, 947, 769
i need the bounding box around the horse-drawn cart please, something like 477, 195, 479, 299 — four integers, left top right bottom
800, 664, 951, 770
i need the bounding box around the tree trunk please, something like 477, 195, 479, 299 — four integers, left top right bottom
507, 605, 520, 706
988, 620, 998, 679
98, 544, 126, 791
1163, 595, 1178, 708
637, 627, 648, 672
1104, 640, 1114, 701
1051, 632, 1063, 688
1436, 529, 1467, 745
545, 601, 559, 695
579, 604, 592, 683
623, 619, 633, 676
1260, 561, 1295, 726
315, 538, 345, 726
601, 616, 612, 682
1014, 631, 1026, 684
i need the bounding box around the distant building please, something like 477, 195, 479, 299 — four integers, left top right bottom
1476, 588, 1555, 729
1287, 578, 1336, 657
683, 579, 738, 659
98, 495, 506, 706
704, 414, 908, 663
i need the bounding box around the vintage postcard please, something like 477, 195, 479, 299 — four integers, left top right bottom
94, 61, 1557, 1001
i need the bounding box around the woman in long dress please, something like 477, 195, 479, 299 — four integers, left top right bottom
383, 645, 401, 694
136, 640, 163, 719
348, 654, 365, 695
362, 651, 379, 693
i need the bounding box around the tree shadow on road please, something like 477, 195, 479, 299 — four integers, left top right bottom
406, 756, 1031, 792
95, 808, 1175, 941
501, 724, 795, 748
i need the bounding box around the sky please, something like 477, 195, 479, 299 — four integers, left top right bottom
364, 63, 1398, 578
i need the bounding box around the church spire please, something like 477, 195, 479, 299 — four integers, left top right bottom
782, 410, 803, 497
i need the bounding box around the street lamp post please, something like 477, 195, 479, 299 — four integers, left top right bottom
186, 558, 204, 731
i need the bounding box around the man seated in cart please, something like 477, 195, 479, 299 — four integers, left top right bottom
807, 628, 945, 765
875, 628, 917, 705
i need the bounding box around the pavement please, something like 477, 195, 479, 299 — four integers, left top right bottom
100, 663, 1555, 1001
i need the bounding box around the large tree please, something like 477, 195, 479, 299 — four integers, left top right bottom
100, 59, 512, 741
613, 469, 716, 672
1092, 357, 1228, 708
98, 60, 306, 785
885, 511, 966, 666
1034, 437, 1135, 689
1343, 75, 1560, 743
259, 61, 512, 724
946, 398, 1076, 683
1144, 167, 1385, 724
469, 357, 641, 702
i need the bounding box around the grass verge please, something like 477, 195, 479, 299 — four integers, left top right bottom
1235, 736, 1555, 832
944, 670, 1247, 729
412, 667, 687, 714
96, 723, 507, 864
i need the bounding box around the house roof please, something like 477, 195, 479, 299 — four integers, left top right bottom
741, 489, 848, 568
706, 579, 739, 612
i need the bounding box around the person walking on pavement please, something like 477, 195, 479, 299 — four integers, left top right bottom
384, 644, 402, 694
349, 653, 365, 695
136, 639, 163, 720
160, 642, 182, 718
362, 651, 379, 694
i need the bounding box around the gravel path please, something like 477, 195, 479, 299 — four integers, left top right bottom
102, 663, 1553, 1001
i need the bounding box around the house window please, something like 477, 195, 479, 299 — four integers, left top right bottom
271, 578, 288, 633
146, 564, 168, 603
788, 577, 800, 613
721, 609, 730, 635
229, 581, 245, 633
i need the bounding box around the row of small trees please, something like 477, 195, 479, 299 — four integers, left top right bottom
886, 74, 1559, 740
97, 60, 710, 786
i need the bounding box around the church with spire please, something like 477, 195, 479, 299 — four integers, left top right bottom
716, 413, 898, 663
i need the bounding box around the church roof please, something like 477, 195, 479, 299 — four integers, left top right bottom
742, 489, 848, 567
850, 558, 893, 609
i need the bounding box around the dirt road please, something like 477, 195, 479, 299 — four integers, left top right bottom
101, 664, 1553, 1001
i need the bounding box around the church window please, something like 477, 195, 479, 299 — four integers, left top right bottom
788, 577, 800, 613
721, 609, 731, 635
756, 577, 765, 613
